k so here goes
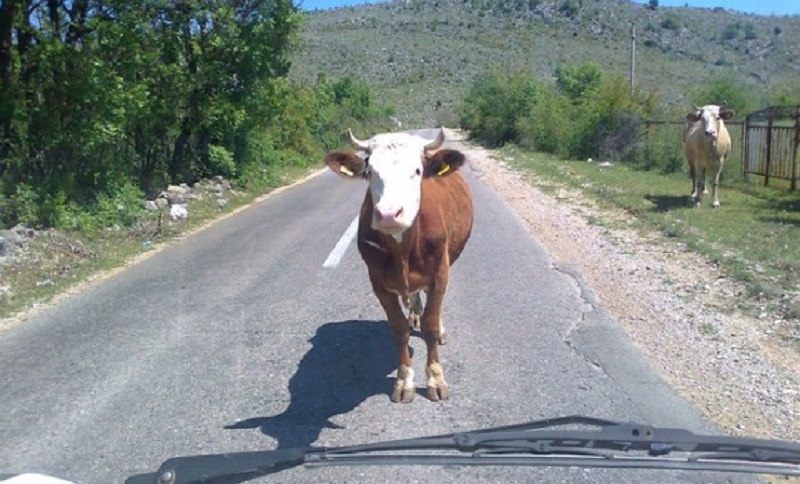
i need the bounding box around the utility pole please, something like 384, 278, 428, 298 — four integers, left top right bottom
630, 23, 636, 93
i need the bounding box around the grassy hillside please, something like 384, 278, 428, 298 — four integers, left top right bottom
289, 0, 800, 127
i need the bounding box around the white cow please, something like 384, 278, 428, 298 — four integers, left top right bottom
683, 104, 735, 208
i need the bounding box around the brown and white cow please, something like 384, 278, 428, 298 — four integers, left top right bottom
683, 104, 735, 208
324, 128, 473, 403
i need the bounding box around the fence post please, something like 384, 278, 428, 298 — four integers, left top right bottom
764, 109, 774, 187
792, 106, 799, 191
741, 122, 747, 182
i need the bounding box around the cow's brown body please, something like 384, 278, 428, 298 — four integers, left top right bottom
325, 129, 473, 402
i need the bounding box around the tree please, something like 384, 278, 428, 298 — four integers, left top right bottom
0, 0, 306, 227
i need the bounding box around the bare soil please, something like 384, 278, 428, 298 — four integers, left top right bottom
449, 129, 800, 445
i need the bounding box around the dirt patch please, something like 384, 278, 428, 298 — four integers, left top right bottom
448, 129, 800, 444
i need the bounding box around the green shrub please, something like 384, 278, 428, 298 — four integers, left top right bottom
722, 22, 741, 40
516, 84, 573, 158
744, 22, 757, 40
661, 15, 680, 30
94, 182, 146, 230
555, 62, 603, 102
637, 129, 685, 174
10, 184, 40, 227
690, 75, 751, 114
459, 71, 539, 147
559, 0, 579, 17
461, 64, 659, 165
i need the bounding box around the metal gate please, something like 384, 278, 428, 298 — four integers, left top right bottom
744, 105, 800, 190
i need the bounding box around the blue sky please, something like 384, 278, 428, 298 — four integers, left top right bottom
629, 0, 799, 16
297, 0, 382, 10
298, 0, 800, 16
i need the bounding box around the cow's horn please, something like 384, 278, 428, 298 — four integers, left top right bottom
693, 104, 702, 112
347, 129, 369, 151
424, 127, 446, 151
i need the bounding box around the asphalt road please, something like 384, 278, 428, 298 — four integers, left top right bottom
0, 131, 755, 483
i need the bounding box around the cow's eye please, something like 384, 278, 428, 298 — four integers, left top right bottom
414, 168, 421, 177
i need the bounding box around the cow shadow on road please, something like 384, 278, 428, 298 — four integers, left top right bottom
224, 319, 398, 449
644, 194, 692, 212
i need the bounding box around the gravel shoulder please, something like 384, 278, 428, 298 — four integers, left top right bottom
449, 129, 800, 444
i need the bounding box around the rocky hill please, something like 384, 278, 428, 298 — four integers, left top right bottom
289, 0, 800, 127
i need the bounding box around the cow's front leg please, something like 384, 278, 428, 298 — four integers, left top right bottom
372, 283, 416, 403
421, 282, 449, 402
689, 163, 698, 199
419, 289, 448, 345
710, 161, 723, 208
693, 166, 706, 206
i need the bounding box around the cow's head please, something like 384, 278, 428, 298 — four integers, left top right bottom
686, 104, 735, 140
325, 128, 466, 238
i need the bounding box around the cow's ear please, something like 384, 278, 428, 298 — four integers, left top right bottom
424, 149, 465, 177
686, 111, 701, 123
325, 150, 367, 179
720, 108, 735, 120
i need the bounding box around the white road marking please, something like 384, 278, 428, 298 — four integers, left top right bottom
322, 215, 359, 269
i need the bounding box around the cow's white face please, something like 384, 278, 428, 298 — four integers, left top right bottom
325, 128, 464, 241
689, 105, 735, 140
361, 133, 427, 237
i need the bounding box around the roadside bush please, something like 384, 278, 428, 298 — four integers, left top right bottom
689, 75, 751, 114
722, 22, 741, 40
9, 184, 42, 228
461, 64, 660, 166
559, 0, 579, 17
636, 128, 686, 174
661, 15, 680, 30
555, 62, 603, 103
207, 145, 238, 179
459, 71, 539, 147
516, 84, 573, 158
568, 73, 657, 161
744, 23, 757, 40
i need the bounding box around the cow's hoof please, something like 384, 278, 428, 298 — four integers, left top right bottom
438, 331, 448, 345
391, 385, 415, 403
712, 202, 720, 208
408, 313, 421, 330
427, 384, 450, 402
425, 362, 448, 401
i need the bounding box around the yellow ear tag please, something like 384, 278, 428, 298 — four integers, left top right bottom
436, 163, 450, 176
339, 165, 354, 177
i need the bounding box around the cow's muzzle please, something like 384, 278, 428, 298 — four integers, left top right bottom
374, 207, 406, 230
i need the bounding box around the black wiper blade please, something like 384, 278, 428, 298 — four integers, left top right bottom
311, 415, 800, 474
126, 415, 800, 483
125, 447, 310, 484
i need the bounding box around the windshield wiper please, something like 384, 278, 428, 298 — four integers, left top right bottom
125, 415, 800, 484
